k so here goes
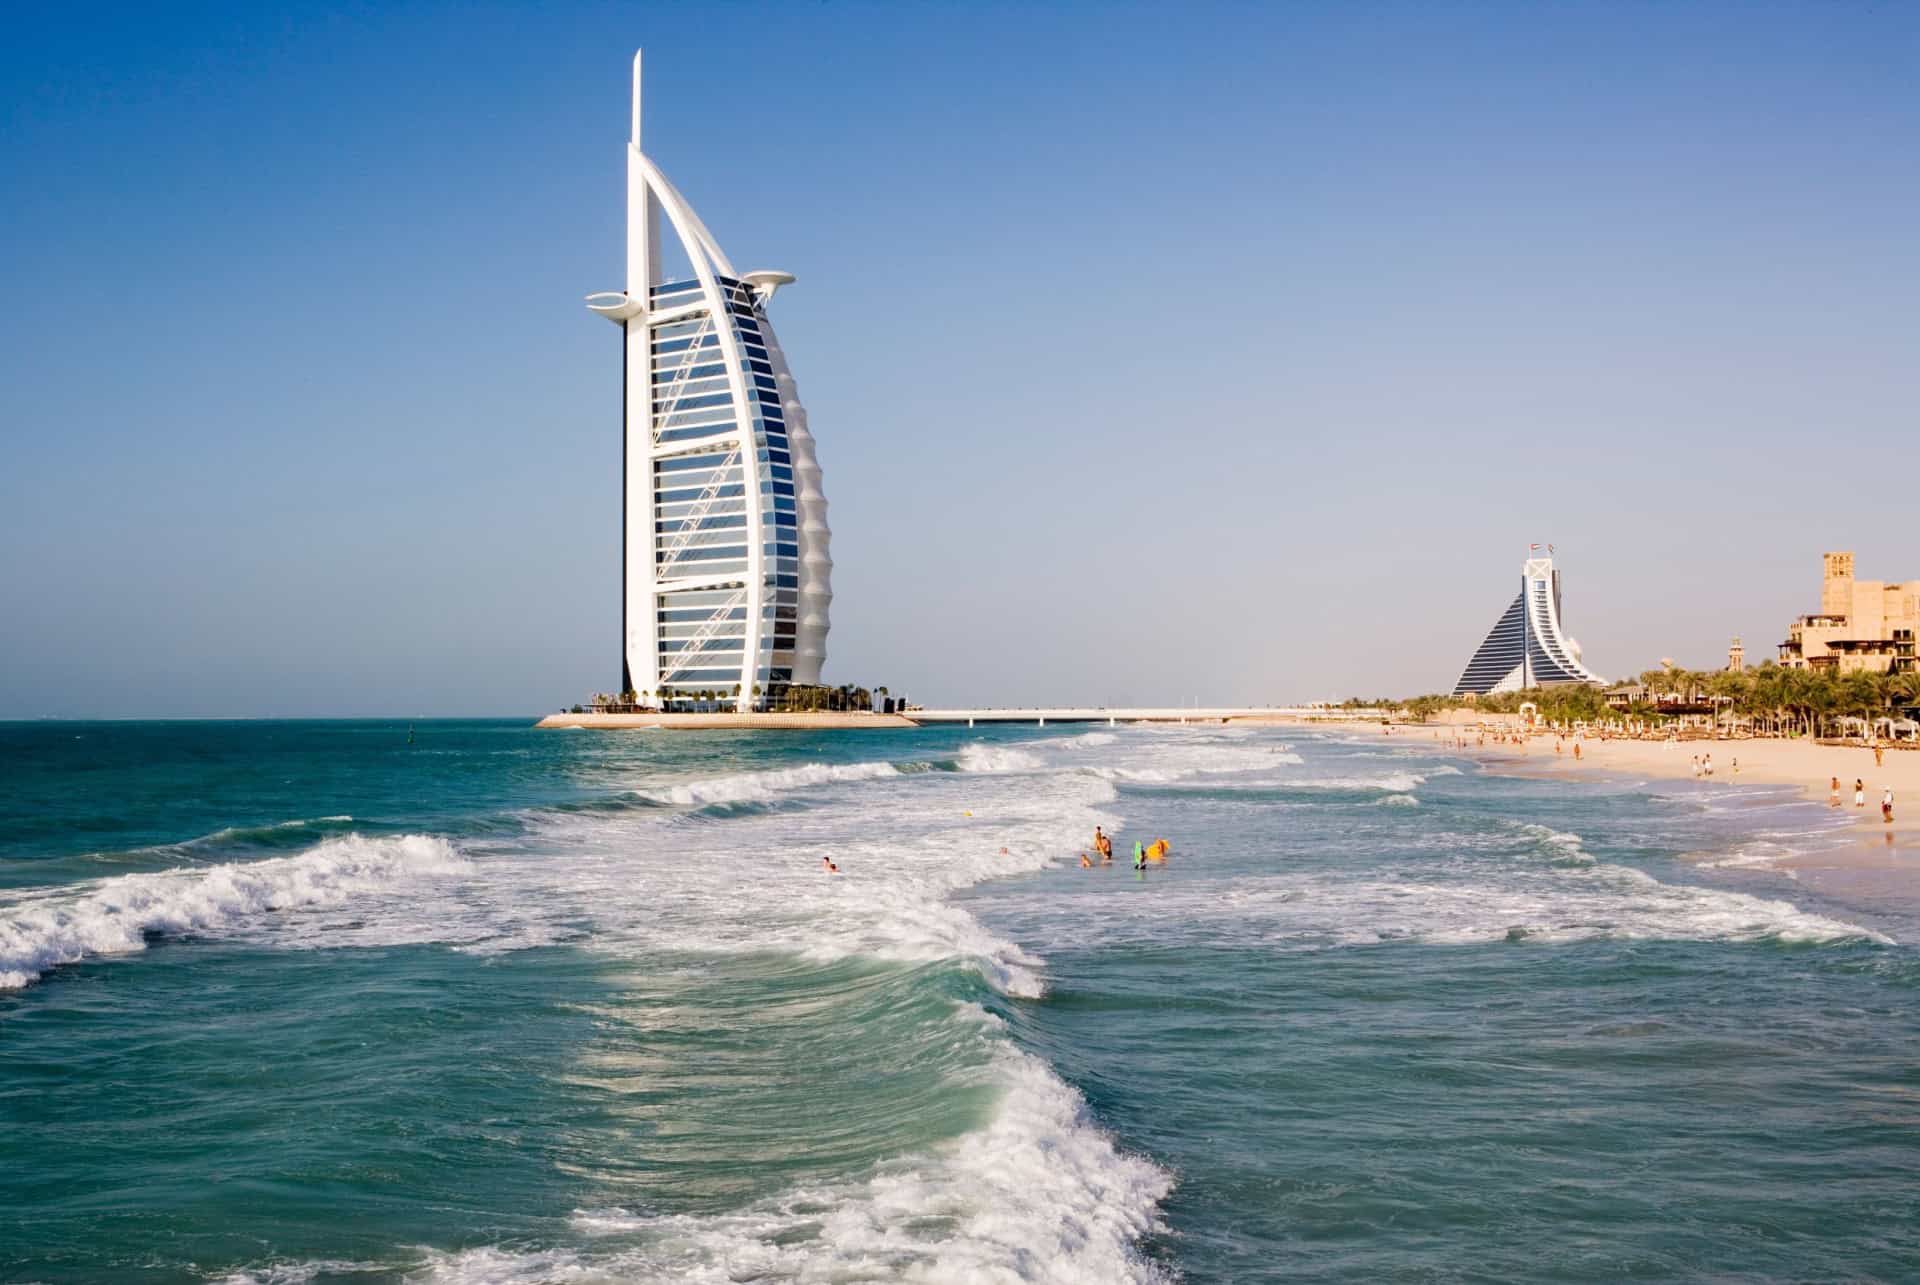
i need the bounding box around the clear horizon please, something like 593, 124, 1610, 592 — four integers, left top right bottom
3, 1, 1915, 717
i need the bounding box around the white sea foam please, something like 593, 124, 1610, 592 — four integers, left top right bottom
1513, 823, 1590, 859
633, 759, 903, 806
1375, 793, 1421, 807
404, 1040, 1170, 1284
955, 742, 1047, 773
1373, 864, 1888, 947
1281, 772, 1427, 792
217, 1260, 393, 1285
513, 765, 1121, 998
1076, 740, 1304, 784
0, 834, 469, 990
1696, 844, 1796, 870
1021, 858, 1884, 953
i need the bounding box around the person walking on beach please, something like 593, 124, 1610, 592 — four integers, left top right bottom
1831, 776, 1842, 806
1691, 755, 1701, 778
1883, 789, 1895, 823
1875, 743, 1885, 767
1704, 753, 1713, 779
1855, 779, 1867, 808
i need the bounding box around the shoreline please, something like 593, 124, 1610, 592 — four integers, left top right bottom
532, 709, 1364, 732
1411, 724, 1920, 894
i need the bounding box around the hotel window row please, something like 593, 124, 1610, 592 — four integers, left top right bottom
646, 275, 800, 700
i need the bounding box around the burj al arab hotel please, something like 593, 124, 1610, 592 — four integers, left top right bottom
1453, 551, 1608, 696
585, 51, 830, 712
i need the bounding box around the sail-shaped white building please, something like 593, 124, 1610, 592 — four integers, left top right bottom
1453, 553, 1607, 695
586, 51, 831, 712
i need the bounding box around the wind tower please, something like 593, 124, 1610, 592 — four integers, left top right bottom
1728, 637, 1745, 672
585, 51, 832, 711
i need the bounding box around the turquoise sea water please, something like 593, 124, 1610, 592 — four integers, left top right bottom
3, 719, 1918, 1282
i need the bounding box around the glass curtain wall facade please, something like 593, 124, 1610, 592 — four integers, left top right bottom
586, 51, 831, 712
647, 277, 801, 705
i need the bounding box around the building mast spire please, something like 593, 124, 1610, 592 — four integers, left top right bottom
630, 48, 641, 150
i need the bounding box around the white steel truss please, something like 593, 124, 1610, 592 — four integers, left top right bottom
654, 443, 741, 577
658, 587, 748, 687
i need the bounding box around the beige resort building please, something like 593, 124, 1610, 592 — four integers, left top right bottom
1778, 552, 1918, 674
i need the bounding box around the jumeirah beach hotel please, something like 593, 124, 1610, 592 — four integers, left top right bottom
585, 51, 831, 711
1454, 550, 1608, 696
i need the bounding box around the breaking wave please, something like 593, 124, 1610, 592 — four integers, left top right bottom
632, 759, 907, 807
0, 834, 469, 990
411, 1037, 1170, 1284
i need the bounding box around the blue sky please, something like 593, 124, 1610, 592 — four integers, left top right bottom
2, 1, 1915, 715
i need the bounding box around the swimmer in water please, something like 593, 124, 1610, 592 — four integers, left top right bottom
821, 856, 838, 873
1079, 852, 1093, 868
